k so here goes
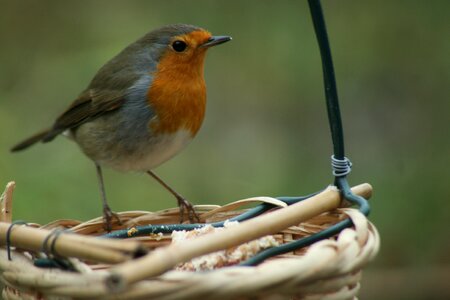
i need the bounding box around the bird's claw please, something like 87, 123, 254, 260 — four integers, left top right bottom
103, 206, 122, 232
177, 197, 200, 223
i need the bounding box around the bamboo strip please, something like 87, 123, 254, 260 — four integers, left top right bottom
60, 233, 147, 254
198, 196, 288, 220
0, 223, 144, 264
0, 182, 15, 223
106, 183, 372, 291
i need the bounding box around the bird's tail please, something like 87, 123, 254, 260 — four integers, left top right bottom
10, 128, 53, 152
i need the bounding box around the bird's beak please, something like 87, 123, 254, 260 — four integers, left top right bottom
200, 36, 232, 48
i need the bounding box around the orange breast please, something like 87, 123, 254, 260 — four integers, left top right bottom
147, 48, 207, 136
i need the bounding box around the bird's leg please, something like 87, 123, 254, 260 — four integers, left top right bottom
147, 170, 200, 223
95, 163, 121, 231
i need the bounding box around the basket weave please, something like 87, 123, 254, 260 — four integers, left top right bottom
0, 182, 379, 300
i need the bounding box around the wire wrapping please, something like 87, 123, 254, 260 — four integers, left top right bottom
36, 229, 77, 271
41, 229, 64, 258
6, 220, 28, 261
331, 155, 352, 176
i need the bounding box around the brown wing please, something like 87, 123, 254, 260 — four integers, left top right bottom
11, 89, 125, 152
42, 89, 125, 141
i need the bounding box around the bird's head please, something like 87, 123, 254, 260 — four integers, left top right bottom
138, 24, 231, 76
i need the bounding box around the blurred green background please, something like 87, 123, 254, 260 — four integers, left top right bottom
0, 1, 449, 299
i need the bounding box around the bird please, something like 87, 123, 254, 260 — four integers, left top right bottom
11, 24, 232, 231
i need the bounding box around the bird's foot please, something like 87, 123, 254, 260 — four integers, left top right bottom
176, 196, 200, 224
103, 205, 122, 232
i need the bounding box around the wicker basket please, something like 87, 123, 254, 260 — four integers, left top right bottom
0, 182, 379, 300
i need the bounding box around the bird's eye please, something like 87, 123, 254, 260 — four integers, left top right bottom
172, 40, 187, 52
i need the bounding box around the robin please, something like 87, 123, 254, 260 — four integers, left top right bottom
11, 24, 231, 231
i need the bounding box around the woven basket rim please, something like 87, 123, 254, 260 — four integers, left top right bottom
0, 181, 379, 300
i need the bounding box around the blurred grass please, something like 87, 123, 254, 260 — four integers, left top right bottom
1, 1, 449, 299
